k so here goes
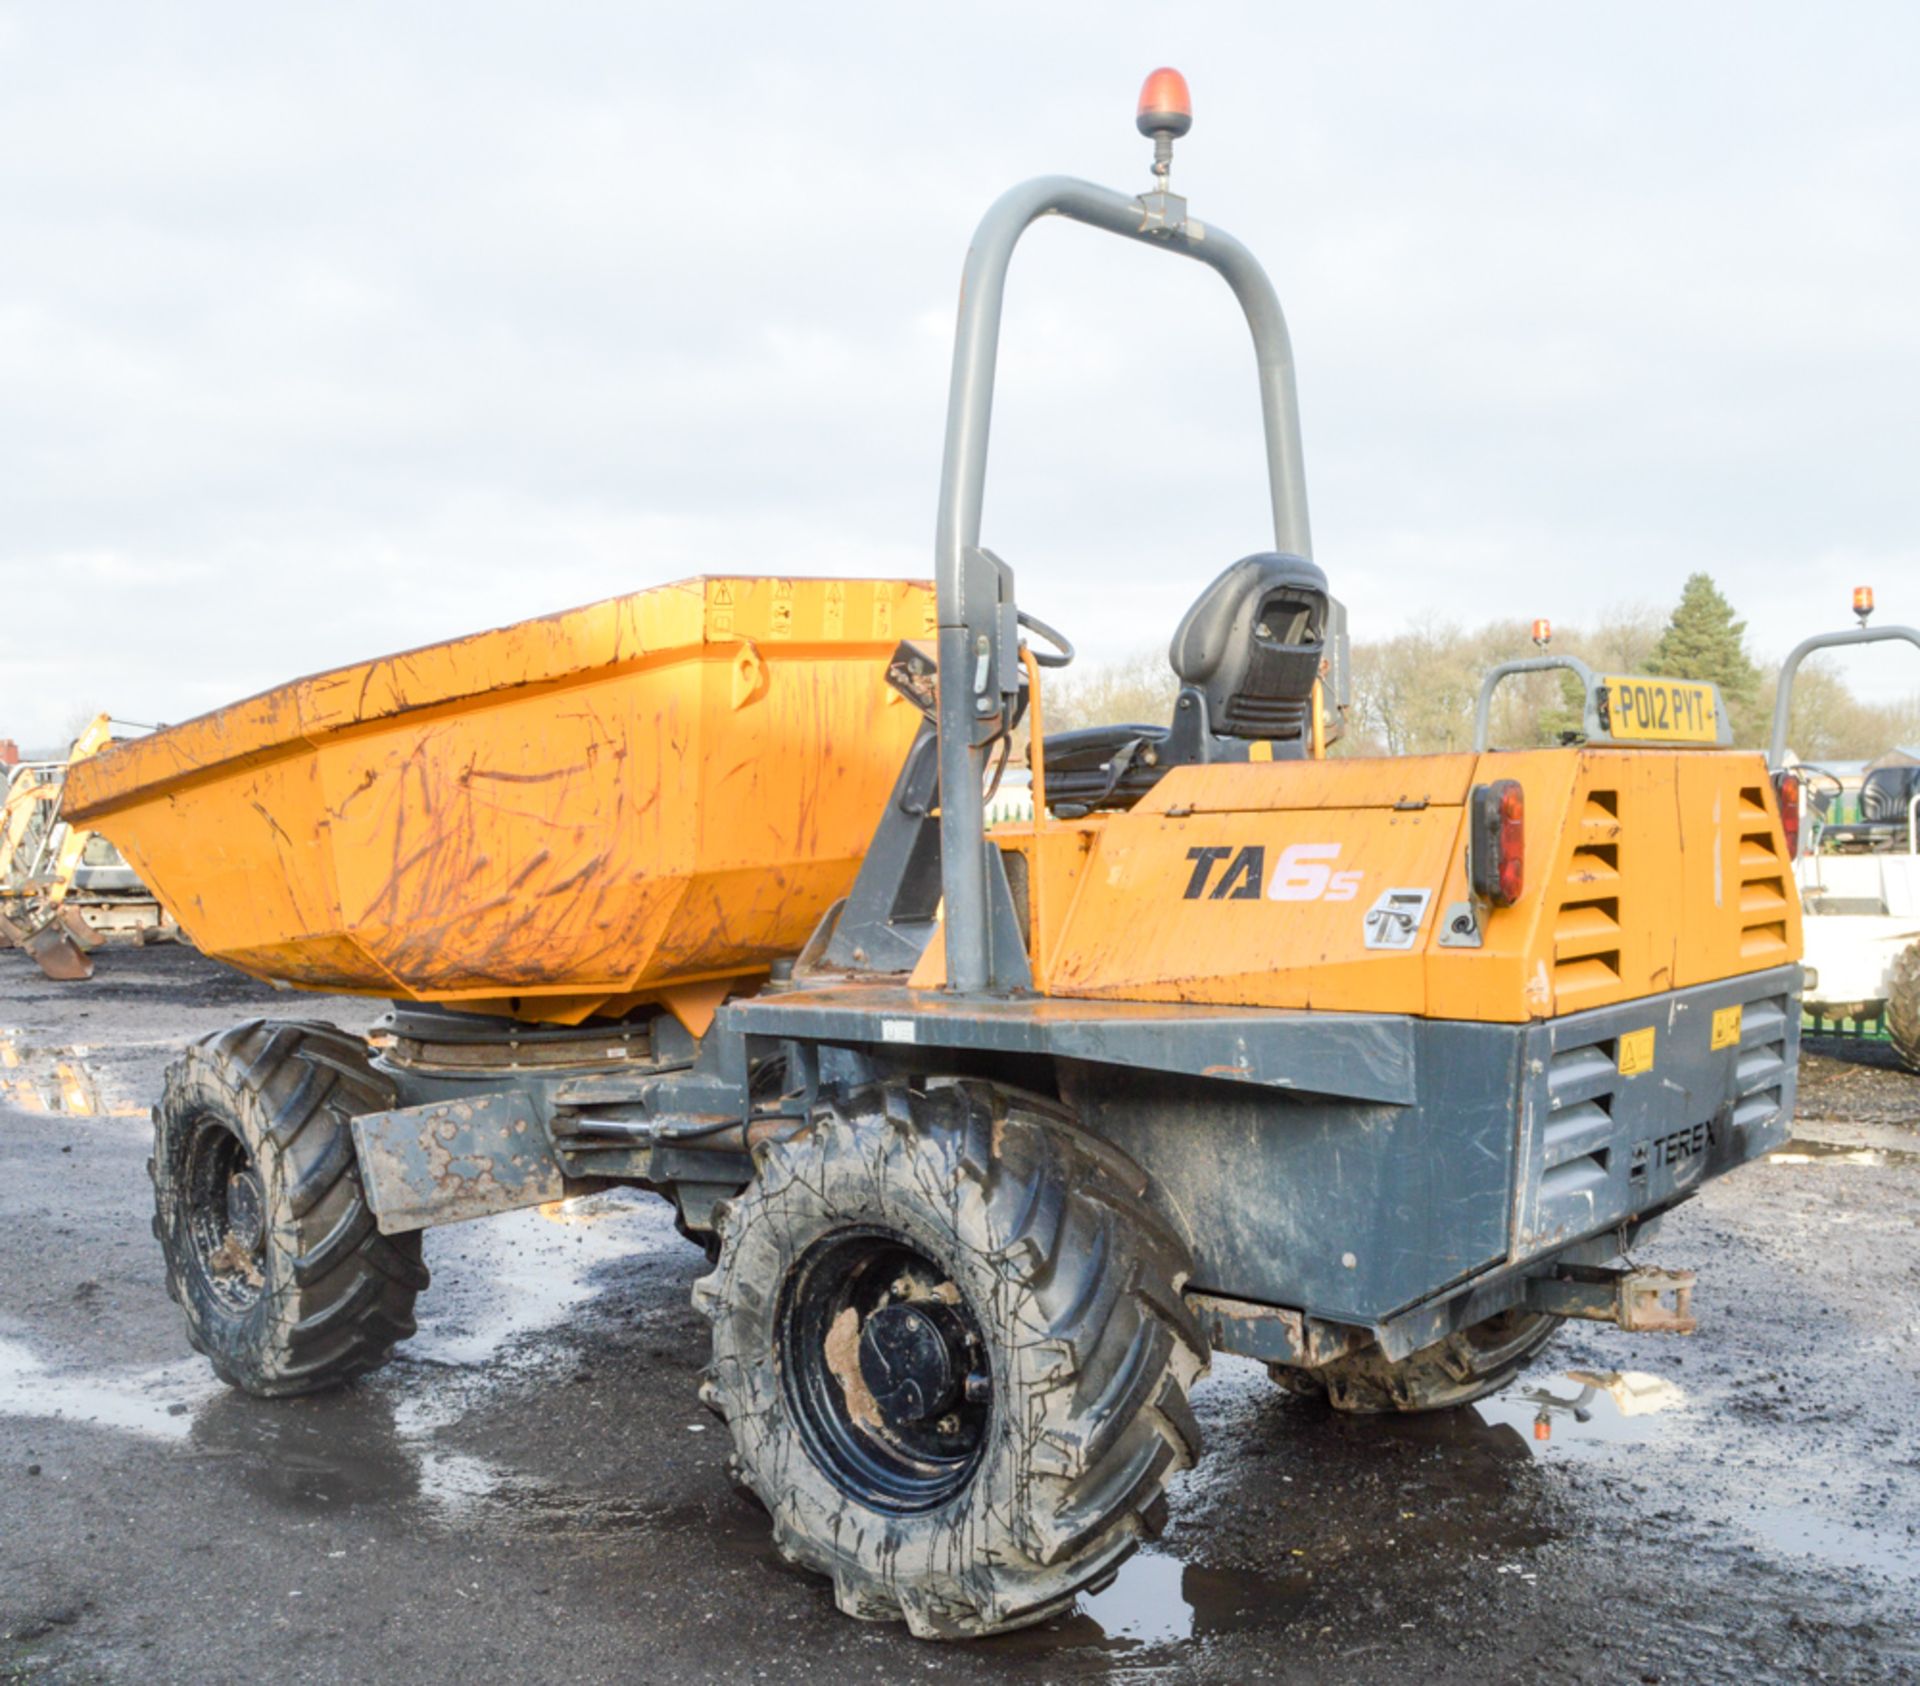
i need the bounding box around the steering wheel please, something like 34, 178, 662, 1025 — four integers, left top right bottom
1795, 765, 1845, 807
1017, 609, 1075, 670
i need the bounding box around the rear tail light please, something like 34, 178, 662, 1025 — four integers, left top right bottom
1773, 769, 1802, 859
1470, 779, 1525, 906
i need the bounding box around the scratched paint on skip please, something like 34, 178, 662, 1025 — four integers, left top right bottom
76, 580, 934, 1024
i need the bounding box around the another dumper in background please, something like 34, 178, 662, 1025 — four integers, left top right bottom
1767, 587, 1920, 1066
0, 714, 178, 979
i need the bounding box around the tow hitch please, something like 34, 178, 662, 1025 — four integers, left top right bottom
1525, 1263, 1697, 1334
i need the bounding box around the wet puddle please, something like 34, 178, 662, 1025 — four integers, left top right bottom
1768, 1136, 1920, 1169
1735, 1503, 1920, 1579
0, 1027, 146, 1117
0, 1338, 221, 1439
169, 1386, 521, 1521
0, 1187, 681, 1524
1074, 1549, 1309, 1650
408, 1189, 676, 1367
0, 1331, 529, 1522
9, 1132, 1912, 1638
1475, 1367, 1685, 1452
1474, 1362, 1920, 1581
977, 1547, 1310, 1664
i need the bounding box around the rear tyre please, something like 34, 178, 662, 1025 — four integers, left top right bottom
1888, 940, 1920, 1074
152, 1019, 428, 1398
696, 1079, 1207, 1639
1271, 1308, 1562, 1414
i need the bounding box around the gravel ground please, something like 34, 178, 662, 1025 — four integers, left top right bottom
2, 947, 1916, 1684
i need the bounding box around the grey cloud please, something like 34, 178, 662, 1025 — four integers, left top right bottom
3, 2, 1917, 743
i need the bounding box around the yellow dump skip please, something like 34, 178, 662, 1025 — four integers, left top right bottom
64, 577, 934, 1031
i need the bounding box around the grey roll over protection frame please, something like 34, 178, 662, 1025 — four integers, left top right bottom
933, 153, 1313, 994
1472, 656, 1736, 753
1473, 655, 1607, 752
1767, 623, 1920, 770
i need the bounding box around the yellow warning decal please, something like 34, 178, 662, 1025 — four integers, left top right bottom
1710, 1005, 1743, 1051
1617, 1027, 1657, 1076
768, 579, 795, 639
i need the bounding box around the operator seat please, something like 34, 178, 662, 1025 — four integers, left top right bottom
1039, 552, 1333, 814
1820, 764, 1920, 852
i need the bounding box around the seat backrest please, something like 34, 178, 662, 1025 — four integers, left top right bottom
1167, 553, 1329, 741
1861, 765, 1920, 821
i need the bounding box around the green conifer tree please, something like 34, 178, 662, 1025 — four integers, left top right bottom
1646, 573, 1761, 735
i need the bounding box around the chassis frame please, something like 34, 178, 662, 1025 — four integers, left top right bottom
351, 950, 1798, 1369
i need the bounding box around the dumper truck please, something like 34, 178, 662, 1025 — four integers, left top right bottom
1767, 587, 1920, 1066
64, 72, 1803, 1639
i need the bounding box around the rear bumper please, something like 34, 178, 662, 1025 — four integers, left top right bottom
1186, 965, 1801, 1363
1073, 966, 1802, 1363
1510, 964, 1799, 1258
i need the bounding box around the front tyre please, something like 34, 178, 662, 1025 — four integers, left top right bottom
697, 1080, 1206, 1639
153, 1019, 428, 1398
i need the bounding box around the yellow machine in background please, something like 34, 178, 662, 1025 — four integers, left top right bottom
0, 714, 177, 979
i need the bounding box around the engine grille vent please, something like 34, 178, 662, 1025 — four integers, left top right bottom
1537, 1037, 1619, 1228
1731, 991, 1791, 1128
1553, 788, 1623, 1010
1736, 787, 1792, 965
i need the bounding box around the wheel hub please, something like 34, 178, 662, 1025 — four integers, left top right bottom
858, 1302, 967, 1424
778, 1228, 994, 1513
225, 1168, 265, 1257
182, 1115, 268, 1311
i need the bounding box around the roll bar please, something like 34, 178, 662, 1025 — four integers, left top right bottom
1472, 657, 1735, 752
934, 174, 1311, 993
1473, 656, 1599, 753
1768, 624, 1920, 769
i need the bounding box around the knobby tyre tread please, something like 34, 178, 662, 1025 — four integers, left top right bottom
1887, 940, 1920, 1074
152, 1018, 426, 1398
695, 1079, 1207, 1639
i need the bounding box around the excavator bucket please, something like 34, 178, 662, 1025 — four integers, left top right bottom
24, 912, 96, 981
0, 902, 97, 980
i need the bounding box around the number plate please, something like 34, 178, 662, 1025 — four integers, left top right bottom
1601, 675, 1723, 744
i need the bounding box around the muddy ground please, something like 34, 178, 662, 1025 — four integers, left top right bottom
1, 948, 1916, 1685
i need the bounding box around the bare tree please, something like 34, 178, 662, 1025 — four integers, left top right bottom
1030, 602, 1919, 765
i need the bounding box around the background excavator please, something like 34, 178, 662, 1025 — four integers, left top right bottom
0, 713, 177, 980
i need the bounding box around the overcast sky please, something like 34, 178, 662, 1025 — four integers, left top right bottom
3, 3, 1917, 746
